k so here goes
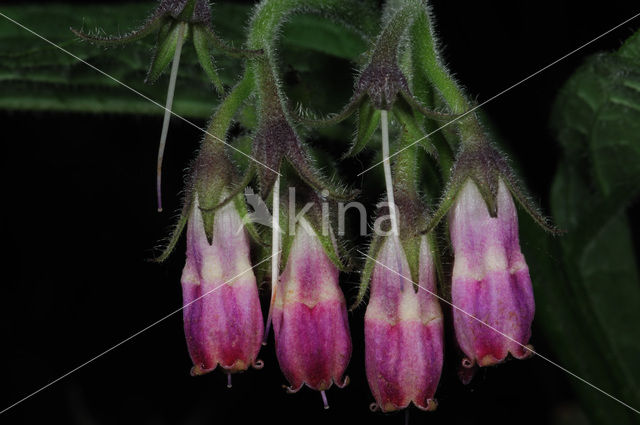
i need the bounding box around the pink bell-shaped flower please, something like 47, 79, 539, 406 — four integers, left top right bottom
449, 179, 535, 368
365, 235, 443, 412
181, 196, 264, 379
272, 219, 351, 407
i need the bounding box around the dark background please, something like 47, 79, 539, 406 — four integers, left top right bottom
1, 1, 639, 424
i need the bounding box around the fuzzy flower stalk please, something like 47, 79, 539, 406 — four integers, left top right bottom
272, 218, 351, 409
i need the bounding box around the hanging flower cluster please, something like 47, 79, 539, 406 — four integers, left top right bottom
79, 0, 555, 414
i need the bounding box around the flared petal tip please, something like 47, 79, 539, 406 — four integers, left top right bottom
284, 383, 303, 394
461, 357, 475, 368
463, 343, 535, 369
369, 398, 437, 414
415, 398, 438, 412
190, 357, 260, 377
512, 344, 535, 360
283, 375, 349, 395
478, 354, 503, 367
335, 375, 350, 389
190, 364, 215, 376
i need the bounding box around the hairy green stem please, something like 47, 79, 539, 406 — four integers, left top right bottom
201, 68, 255, 155
248, 0, 373, 120
409, 0, 484, 142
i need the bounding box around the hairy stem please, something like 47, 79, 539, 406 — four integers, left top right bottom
409, 1, 485, 142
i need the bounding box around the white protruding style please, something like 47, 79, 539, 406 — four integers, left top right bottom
263, 175, 281, 344
380, 110, 399, 236
157, 23, 186, 212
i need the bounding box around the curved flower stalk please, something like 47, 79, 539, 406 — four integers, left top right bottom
272, 218, 351, 408
449, 179, 535, 367
298, 0, 458, 159
181, 194, 264, 379
405, 0, 554, 234
245, 0, 371, 351
245, 0, 378, 200
399, 0, 552, 376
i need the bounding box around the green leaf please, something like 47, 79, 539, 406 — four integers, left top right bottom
520, 212, 638, 425
551, 52, 640, 203
280, 13, 369, 61
0, 2, 372, 118
535, 27, 640, 424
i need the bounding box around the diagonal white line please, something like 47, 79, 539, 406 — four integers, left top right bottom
0, 251, 279, 416
357, 11, 640, 177
358, 249, 640, 416
0, 11, 281, 178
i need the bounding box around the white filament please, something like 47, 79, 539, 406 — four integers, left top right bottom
381, 110, 399, 236
263, 175, 281, 344
156, 23, 185, 212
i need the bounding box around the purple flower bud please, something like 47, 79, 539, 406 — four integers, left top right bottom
181, 197, 264, 376
449, 179, 535, 368
365, 236, 443, 412
272, 221, 351, 396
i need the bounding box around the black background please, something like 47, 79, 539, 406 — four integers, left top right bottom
1, 1, 639, 424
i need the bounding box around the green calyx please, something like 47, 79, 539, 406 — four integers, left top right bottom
388, 0, 555, 235
244, 0, 380, 200
250, 56, 357, 201
352, 231, 384, 311
154, 70, 261, 261
278, 184, 348, 276
422, 134, 558, 235
72, 0, 260, 92
297, 0, 457, 161
147, 21, 187, 84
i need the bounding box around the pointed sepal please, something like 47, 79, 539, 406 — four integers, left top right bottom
153, 190, 194, 263
352, 231, 384, 311
343, 100, 381, 158
424, 136, 557, 234
252, 117, 356, 201
192, 25, 225, 93
146, 22, 186, 84
71, 12, 167, 46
